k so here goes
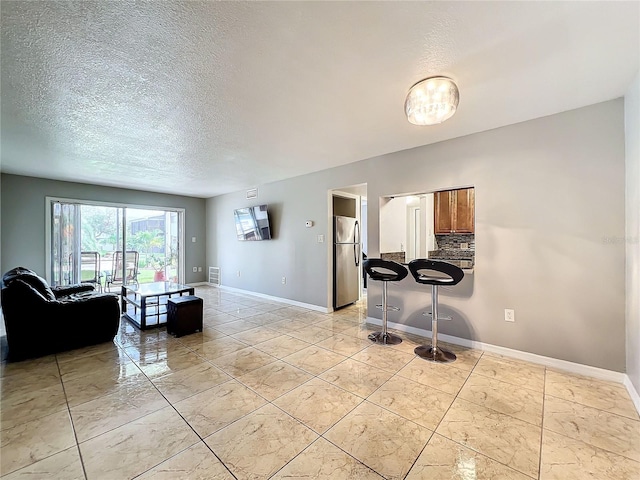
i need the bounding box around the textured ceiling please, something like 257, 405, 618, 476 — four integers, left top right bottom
1, 1, 638, 198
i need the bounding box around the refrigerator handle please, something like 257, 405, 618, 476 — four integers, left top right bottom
354, 221, 361, 267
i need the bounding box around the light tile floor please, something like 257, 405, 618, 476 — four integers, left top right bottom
1, 286, 639, 479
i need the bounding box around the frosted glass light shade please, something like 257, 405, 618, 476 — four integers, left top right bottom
405, 76, 459, 125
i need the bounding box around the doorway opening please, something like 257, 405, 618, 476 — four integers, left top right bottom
328, 184, 367, 311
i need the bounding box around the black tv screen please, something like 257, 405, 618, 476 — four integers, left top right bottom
234, 204, 272, 241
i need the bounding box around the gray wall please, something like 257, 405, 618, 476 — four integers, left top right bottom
626, 72, 640, 393
1, 174, 207, 283
207, 173, 346, 307
207, 99, 628, 372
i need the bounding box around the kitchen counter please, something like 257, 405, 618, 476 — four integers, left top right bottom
380, 252, 406, 263
429, 258, 473, 271
378, 253, 474, 273
399, 258, 474, 274
428, 249, 474, 273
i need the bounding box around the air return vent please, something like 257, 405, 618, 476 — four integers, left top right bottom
246, 188, 258, 199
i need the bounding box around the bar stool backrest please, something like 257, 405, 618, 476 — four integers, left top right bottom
363, 259, 408, 282
408, 259, 464, 286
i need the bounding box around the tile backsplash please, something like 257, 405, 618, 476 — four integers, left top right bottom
435, 234, 475, 251
431, 234, 475, 261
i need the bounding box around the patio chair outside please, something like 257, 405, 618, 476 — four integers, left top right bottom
72, 251, 102, 292
106, 250, 139, 292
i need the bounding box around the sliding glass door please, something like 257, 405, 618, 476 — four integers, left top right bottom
48, 198, 184, 290
126, 208, 180, 284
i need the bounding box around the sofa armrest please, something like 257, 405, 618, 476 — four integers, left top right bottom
53, 292, 120, 315
51, 283, 95, 298
55, 292, 117, 305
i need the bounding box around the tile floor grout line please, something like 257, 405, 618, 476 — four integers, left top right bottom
147, 361, 233, 404
419, 432, 539, 480
196, 331, 331, 477
394, 360, 472, 398
538, 363, 640, 464
55, 354, 90, 480
400, 431, 434, 480
118, 330, 240, 480
415, 350, 540, 479
317, 431, 389, 479
1, 363, 86, 475
542, 391, 640, 422
268, 435, 385, 480
401, 352, 481, 479
137, 401, 240, 480
313, 334, 478, 478
469, 369, 547, 395
190, 315, 379, 477
450, 375, 546, 429
361, 382, 441, 432
539, 416, 640, 465
365, 364, 430, 479
266, 436, 326, 479
232, 364, 315, 404
199, 442, 239, 480
277, 345, 352, 376
164, 353, 270, 424
9, 289, 637, 478
537, 367, 547, 480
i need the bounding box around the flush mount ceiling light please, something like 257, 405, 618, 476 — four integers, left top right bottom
404, 76, 459, 126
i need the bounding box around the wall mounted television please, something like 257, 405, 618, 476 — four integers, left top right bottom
234, 204, 272, 241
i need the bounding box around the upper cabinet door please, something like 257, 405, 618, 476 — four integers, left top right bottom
434, 188, 475, 234
434, 190, 453, 234
453, 188, 475, 233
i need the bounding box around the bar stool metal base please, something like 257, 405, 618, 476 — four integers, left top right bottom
368, 331, 403, 345
414, 345, 457, 363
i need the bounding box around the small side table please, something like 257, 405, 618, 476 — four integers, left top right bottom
167, 296, 203, 337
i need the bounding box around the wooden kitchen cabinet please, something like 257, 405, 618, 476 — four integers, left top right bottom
454, 188, 474, 233
434, 190, 453, 233
434, 187, 475, 234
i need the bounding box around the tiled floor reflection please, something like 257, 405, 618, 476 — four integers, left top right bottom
1, 286, 639, 479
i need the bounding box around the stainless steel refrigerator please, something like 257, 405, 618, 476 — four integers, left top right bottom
333, 215, 361, 309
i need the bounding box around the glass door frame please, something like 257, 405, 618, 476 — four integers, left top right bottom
45, 196, 186, 287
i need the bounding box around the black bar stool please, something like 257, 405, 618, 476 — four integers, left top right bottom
408, 259, 464, 362
363, 259, 408, 345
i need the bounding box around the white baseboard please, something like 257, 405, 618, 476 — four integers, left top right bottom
187, 282, 210, 287
216, 285, 329, 313
624, 376, 640, 414
367, 317, 627, 384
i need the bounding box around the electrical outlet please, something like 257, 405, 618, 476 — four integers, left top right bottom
505, 309, 515, 322
460, 242, 469, 249
192, 267, 197, 272
198, 267, 202, 272
317, 234, 324, 243
281, 276, 286, 285
237, 270, 241, 277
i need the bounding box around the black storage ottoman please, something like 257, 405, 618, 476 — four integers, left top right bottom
167, 295, 203, 337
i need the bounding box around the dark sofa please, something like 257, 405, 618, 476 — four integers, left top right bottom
1, 267, 120, 361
